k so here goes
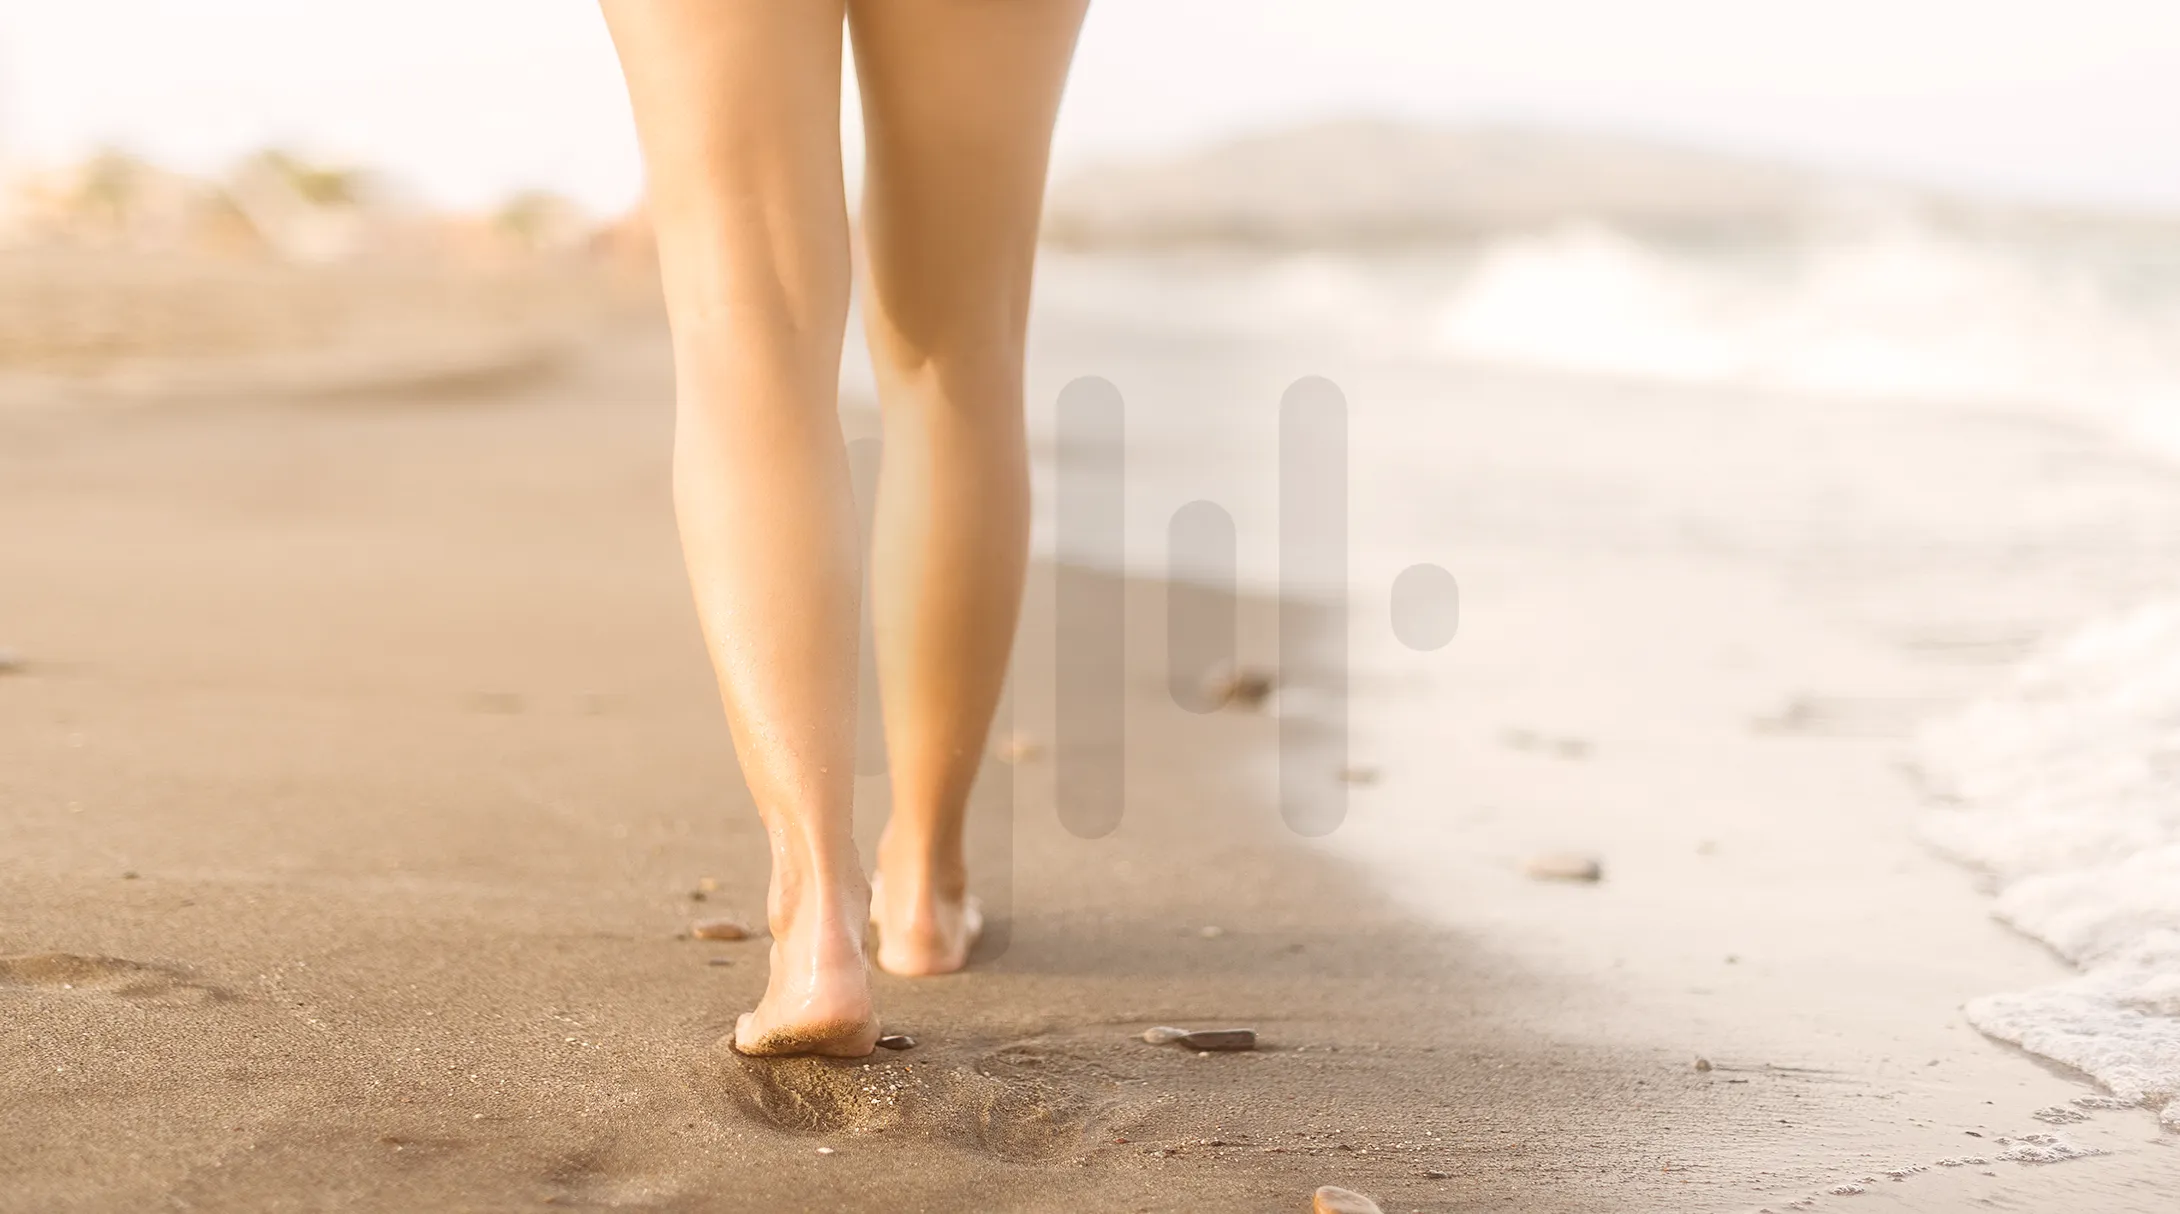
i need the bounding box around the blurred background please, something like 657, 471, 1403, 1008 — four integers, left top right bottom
3, 0, 2177, 433
7, 0, 2178, 209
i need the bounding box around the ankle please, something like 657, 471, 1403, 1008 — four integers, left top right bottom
768, 860, 871, 938
876, 831, 967, 899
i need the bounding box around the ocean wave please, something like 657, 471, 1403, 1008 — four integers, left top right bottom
1048, 222, 2180, 458
1918, 604, 2180, 1128
1431, 224, 2180, 446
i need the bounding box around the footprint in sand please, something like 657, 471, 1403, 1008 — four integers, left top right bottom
0, 952, 230, 1006
704, 1036, 1119, 1161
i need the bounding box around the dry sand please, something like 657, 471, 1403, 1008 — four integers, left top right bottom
0, 250, 636, 406
3, 270, 2178, 1211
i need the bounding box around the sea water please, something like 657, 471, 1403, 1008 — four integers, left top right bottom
1919, 606, 2180, 1129
848, 212, 2180, 1124
1374, 226, 2180, 1137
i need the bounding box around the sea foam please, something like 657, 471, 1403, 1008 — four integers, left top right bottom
1430, 223, 2180, 459
1918, 604, 2180, 1128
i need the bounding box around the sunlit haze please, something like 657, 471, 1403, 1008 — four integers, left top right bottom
2, 0, 2176, 213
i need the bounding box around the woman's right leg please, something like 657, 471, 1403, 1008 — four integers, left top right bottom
599, 0, 877, 1057
848, 0, 1090, 976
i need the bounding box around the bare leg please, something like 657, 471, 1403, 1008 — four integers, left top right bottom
600, 0, 878, 1056
849, 0, 1090, 976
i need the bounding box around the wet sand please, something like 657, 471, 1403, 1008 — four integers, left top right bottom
3, 306, 2177, 1211
1011, 248, 2180, 1211
0, 326, 1722, 1213
0, 249, 632, 406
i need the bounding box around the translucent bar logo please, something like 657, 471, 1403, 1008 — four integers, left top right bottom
1052, 375, 1457, 841
849, 375, 1457, 851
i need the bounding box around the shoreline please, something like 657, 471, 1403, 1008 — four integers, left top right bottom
1016, 245, 2180, 1209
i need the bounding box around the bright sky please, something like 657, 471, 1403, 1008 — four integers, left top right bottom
1, 0, 2175, 214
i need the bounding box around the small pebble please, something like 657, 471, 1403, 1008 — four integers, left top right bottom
1419, 1170, 1450, 1180
1198, 925, 1226, 939
690, 918, 752, 941
1694, 1057, 1713, 1072
1141, 1026, 1190, 1044
1202, 665, 1275, 711
1313, 1187, 1384, 1214
1524, 852, 1603, 883
705, 959, 734, 968
816, 1147, 835, 1156
1176, 1028, 1257, 1052
876, 1034, 916, 1051
469, 692, 524, 715
121, 871, 139, 881
696, 877, 719, 894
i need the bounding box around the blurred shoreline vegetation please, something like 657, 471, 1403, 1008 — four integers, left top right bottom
0, 145, 655, 265
0, 148, 659, 393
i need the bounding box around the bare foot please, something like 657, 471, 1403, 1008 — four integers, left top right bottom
869, 870, 984, 978
730, 883, 881, 1058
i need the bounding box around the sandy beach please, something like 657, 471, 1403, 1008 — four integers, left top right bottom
4, 244, 2179, 1213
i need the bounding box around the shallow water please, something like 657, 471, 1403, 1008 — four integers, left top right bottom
930, 222, 2180, 1201
1919, 605, 2180, 1130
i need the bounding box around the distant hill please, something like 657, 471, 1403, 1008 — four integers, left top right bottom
1040, 119, 2168, 250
